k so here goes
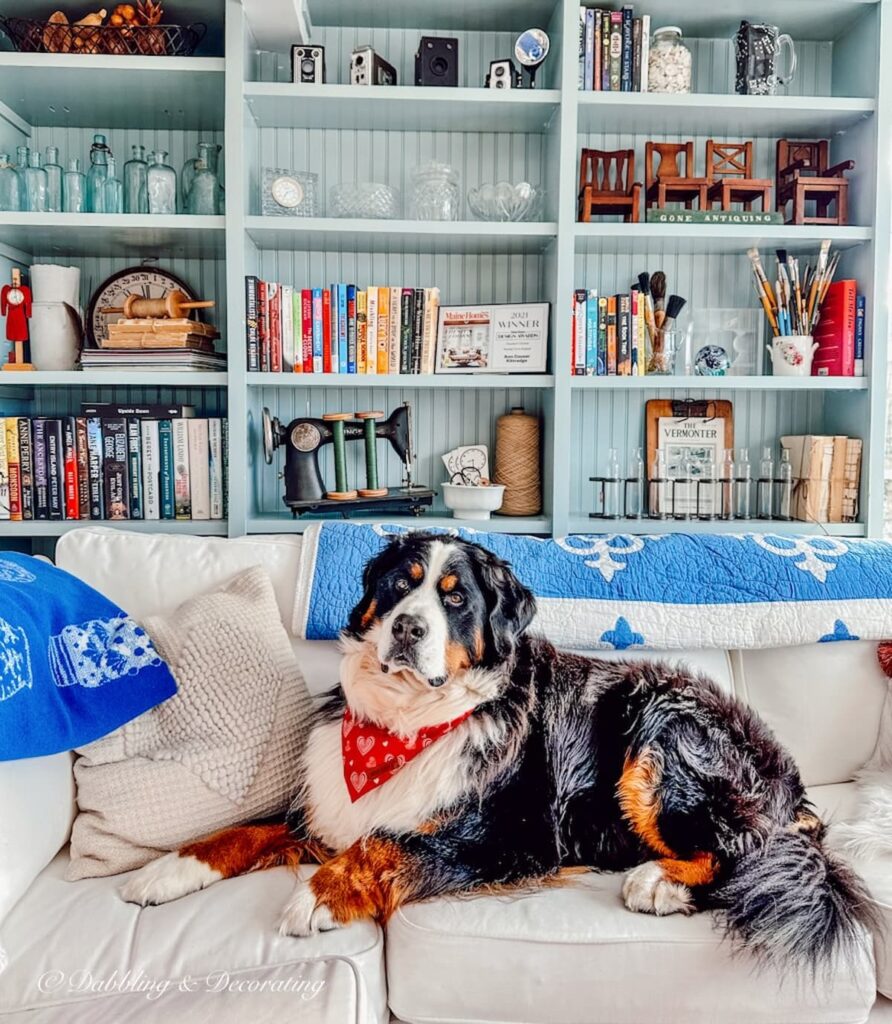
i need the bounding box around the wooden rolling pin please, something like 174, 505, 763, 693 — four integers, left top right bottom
100, 290, 215, 320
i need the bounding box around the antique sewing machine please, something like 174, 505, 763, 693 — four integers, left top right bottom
261, 401, 434, 517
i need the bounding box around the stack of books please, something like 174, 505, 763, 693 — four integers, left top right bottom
571, 288, 647, 375
579, 5, 650, 92
81, 348, 227, 372
781, 434, 863, 524
0, 404, 227, 523
245, 278, 441, 375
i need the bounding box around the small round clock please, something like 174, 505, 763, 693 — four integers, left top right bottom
87, 265, 195, 347
271, 175, 305, 210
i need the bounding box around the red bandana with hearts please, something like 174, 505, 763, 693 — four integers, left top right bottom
342, 706, 474, 802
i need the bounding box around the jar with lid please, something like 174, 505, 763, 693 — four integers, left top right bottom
647, 26, 692, 94
411, 162, 460, 221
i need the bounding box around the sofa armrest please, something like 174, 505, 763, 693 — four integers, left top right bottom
0, 753, 75, 929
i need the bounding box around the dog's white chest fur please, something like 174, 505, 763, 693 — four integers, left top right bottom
301, 717, 474, 851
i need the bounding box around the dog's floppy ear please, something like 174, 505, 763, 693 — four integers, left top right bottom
345, 537, 404, 637
469, 545, 536, 664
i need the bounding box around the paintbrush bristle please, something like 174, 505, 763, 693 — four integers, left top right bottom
650, 271, 667, 302
776, 248, 788, 265
665, 294, 686, 320
637, 271, 651, 296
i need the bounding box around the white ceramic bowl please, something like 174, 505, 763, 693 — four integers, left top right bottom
441, 482, 505, 520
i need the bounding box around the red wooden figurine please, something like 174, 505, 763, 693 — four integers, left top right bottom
1, 268, 34, 370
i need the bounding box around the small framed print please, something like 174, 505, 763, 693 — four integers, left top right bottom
435, 302, 549, 374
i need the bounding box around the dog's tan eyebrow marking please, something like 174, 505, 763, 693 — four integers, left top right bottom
408, 562, 424, 581
439, 573, 459, 592
361, 599, 378, 627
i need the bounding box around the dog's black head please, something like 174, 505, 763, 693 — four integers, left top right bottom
346, 533, 536, 687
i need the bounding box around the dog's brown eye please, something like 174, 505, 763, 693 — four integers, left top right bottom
395, 578, 410, 593
445, 592, 464, 607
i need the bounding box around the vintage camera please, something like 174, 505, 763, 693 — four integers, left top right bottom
291, 45, 325, 85
485, 59, 519, 89
414, 36, 459, 87
351, 46, 398, 86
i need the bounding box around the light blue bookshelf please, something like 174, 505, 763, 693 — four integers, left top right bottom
0, 0, 888, 547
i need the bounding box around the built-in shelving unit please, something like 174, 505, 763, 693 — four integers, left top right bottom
1, 0, 888, 549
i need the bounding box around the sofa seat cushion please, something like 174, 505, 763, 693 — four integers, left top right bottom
0, 854, 387, 1024
386, 783, 875, 1024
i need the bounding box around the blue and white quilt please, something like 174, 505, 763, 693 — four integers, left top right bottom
0, 553, 176, 760
293, 523, 892, 651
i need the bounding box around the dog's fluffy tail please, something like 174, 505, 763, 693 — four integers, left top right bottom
712, 828, 876, 972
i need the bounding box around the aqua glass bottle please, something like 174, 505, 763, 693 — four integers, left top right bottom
0, 153, 23, 212
15, 145, 30, 209
123, 143, 148, 214
87, 133, 111, 214
104, 156, 123, 214
181, 141, 221, 210
64, 158, 86, 213
24, 151, 48, 213
147, 150, 176, 214
186, 158, 218, 215
44, 146, 63, 213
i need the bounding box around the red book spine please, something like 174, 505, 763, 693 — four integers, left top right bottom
301, 289, 313, 373
813, 279, 857, 377
64, 448, 79, 519
257, 280, 269, 372
269, 285, 282, 374
322, 288, 332, 373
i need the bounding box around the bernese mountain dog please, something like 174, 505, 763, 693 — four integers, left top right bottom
122, 533, 873, 969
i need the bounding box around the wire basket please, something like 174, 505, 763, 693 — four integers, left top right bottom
0, 16, 206, 57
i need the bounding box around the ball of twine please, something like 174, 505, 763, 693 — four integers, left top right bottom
494, 408, 541, 516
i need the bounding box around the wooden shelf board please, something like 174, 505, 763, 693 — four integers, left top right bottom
0, 519, 228, 537
577, 92, 875, 136
0, 370, 227, 387
0, 214, 226, 259
304, 0, 558, 33
245, 83, 560, 132
569, 375, 869, 392
566, 518, 867, 537
246, 373, 554, 389
574, 224, 873, 256
248, 513, 553, 534
246, 217, 558, 255
0, 53, 225, 130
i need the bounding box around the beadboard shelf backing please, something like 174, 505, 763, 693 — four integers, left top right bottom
565, 518, 867, 537
305, 0, 562, 35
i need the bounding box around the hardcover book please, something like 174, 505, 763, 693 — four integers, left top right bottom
86, 418, 104, 520
313, 287, 324, 373
45, 419, 64, 521
75, 418, 90, 519
389, 286, 401, 372
400, 288, 414, 375
101, 418, 129, 520
187, 418, 210, 521
0, 419, 9, 521
63, 416, 79, 520
17, 417, 33, 521
412, 287, 425, 374
33, 419, 49, 520
420, 287, 440, 375
268, 282, 282, 374
209, 418, 224, 520
281, 283, 295, 372
346, 285, 357, 374
5, 418, 20, 522
245, 275, 260, 371
172, 419, 191, 520
367, 287, 379, 375
813, 279, 857, 377
126, 418, 143, 519
141, 419, 161, 521
158, 420, 175, 520
376, 286, 390, 374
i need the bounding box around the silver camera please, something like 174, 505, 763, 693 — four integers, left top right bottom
485, 59, 519, 89
351, 46, 398, 86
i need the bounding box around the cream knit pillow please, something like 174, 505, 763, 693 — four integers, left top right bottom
67, 566, 314, 880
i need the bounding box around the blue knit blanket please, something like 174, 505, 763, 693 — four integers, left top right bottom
0, 554, 176, 760
293, 523, 892, 651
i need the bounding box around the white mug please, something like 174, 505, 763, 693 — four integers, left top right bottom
767, 335, 818, 377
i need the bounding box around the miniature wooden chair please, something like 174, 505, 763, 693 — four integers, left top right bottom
644, 142, 708, 211
775, 139, 855, 226
705, 140, 772, 212
577, 148, 641, 223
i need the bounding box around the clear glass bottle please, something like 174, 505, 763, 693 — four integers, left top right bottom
777, 448, 794, 521
182, 141, 222, 211
758, 445, 775, 520
43, 146, 63, 213
735, 447, 753, 520
626, 446, 646, 519
411, 161, 460, 221
649, 448, 668, 519
24, 151, 48, 213
677, 451, 695, 520
63, 158, 86, 213
123, 144, 148, 214
15, 145, 30, 210
186, 157, 218, 215
720, 448, 736, 520
0, 153, 23, 212
87, 133, 111, 214
603, 447, 621, 519
698, 451, 717, 520
103, 156, 123, 214
147, 150, 177, 215
648, 26, 693, 94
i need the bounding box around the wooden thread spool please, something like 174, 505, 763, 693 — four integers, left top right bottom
356, 411, 388, 498
322, 413, 357, 500
100, 290, 215, 320
494, 407, 541, 516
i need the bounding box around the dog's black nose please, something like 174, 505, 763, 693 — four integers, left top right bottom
392, 613, 427, 644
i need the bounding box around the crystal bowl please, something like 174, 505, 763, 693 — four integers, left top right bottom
467, 181, 544, 222
329, 182, 400, 219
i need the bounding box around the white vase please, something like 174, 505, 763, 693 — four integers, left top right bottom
30, 263, 80, 307
29, 302, 83, 371
767, 335, 818, 377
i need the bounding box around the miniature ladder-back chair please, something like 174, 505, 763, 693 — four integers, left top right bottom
577, 148, 641, 223
644, 141, 708, 210
775, 139, 855, 226
705, 140, 773, 212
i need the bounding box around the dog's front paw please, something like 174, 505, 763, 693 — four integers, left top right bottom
278, 881, 340, 937
622, 861, 693, 916
120, 852, 222, 906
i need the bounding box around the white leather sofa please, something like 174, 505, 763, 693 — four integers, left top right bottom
2, 526, 892, 1024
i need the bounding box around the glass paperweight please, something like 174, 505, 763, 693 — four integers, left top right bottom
186, 158, 218, 215
123, 144, 148, 214
87, 133, 111, 214
24, 151, 47, 213
0, 153, 23, 212
44, 146, 63, 213
147, 150, 177, 215
64, 158, 86, 213
694, 344, 731, 376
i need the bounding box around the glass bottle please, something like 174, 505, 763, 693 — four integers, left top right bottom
677, 451, 695, 521
648, 26, 693, 94
87, 133, 111, 214
758, 445, 775, 520
123, 144, 148, 214
735, 447, 753, 520
626, 446, 646, 519
186, 157, 218, 215
777, 448, 794, 521
649, 448, 667, 519
603, 447, 621, 519
147, 150, 176, 215
699, 451, 717, 520
182, 141, 221, 210
24, 151, 48, 213
0, 153, 23, 212
15, 145, 30, 209
720, 448, 736, 520
63, 158, 86, 213
104, 156, 123, 214
43, 146, 63, 213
